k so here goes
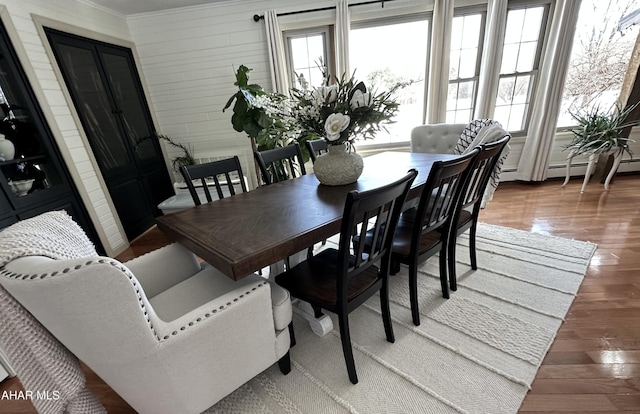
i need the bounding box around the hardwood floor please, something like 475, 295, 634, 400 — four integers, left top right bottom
1, 174, 639, 413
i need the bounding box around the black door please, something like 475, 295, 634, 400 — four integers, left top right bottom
46, 29, 173, 240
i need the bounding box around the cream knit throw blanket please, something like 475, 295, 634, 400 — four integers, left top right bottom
0, 211, 105, 413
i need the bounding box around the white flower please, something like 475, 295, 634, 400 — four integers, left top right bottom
315, 85, 338, 105
324, 113, 350, 141
350, 89, 372, 110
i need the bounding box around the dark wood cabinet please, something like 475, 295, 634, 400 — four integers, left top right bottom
0, 20, 101, 252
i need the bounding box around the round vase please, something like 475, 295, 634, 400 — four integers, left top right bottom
0, 134, 14, 161
313, 143, 364, 186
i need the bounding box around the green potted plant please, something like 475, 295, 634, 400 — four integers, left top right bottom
223, 65, 298, 153
565, 103, 639, 158
136, 132, 195, 175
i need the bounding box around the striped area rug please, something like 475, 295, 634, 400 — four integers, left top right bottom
204, 223, 596, 414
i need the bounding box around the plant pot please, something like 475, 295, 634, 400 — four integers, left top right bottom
313, 143, 364, 186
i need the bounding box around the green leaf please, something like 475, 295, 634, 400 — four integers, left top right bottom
235, 65, 251, 87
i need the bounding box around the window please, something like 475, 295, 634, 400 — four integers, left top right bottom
350, 15, 431, 146
284, 27, 334, 88
447, 9, 486, 123
557, 0, 640, 127
494, 3, 550, 132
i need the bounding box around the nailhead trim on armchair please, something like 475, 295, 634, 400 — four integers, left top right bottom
1, 262, 268, 342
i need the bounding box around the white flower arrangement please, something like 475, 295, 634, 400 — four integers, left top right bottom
290, 73, 401, 147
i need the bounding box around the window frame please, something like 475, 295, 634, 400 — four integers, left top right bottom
349, 12, 433, 148
447, 5, 488, 124
283, 26, 335, 88
495, 0, 552, 136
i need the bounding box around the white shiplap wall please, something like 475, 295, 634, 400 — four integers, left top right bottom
1, 0, 132, 255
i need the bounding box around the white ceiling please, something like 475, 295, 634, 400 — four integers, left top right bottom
86, 0, 232, 15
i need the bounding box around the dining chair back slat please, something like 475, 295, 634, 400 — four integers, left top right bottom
179, 156, 247, 206
255, 144, 306, 185
306, 139, 329, 163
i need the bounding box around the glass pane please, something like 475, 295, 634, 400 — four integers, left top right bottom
459, 47, 478, 78
521, 8, 544, 42
508, 103, 527, 130
451, 17, 464, 49
57, 44, 129, 170
101, 51, 155, 161
449, 49, 461, 79
513, 75, 532, 104
500, 44, 519, 74
461, 15, 482, 46
558, 0, 640, 127
496, 77, 515, 105
350, 18, 429, 145
516, 41, 537, 72
447, 82, 459, 110
505, 9, 525, 43
290, 34, 327, 88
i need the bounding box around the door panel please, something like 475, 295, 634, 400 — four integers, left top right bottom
46, 29, 173, 240
109, 178, 156, 239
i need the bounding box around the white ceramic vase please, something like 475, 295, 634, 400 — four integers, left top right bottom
0, 134, 14, 161
313, 142, 364, 186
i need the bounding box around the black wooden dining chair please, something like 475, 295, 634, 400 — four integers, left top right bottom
390, 150, 479, 326
305, 138, 329, 163
254, 143, 306, 185
275, 169, 418, 384
179, 156, 247, 206
448, 135, 511, 290
255, 143, 312, 264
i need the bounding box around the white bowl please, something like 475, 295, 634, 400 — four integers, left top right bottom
9, 179, 35, 196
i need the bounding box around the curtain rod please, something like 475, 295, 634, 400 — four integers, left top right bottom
253, 0, 392, 22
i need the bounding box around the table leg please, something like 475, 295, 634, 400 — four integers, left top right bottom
581, 153, 598, 193
604, 151, 623, 191
292, 299, 333, 336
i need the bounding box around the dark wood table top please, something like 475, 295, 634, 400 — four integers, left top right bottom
156, 151, 457, 280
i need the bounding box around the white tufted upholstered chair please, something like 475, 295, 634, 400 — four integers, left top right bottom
410, 120, 510, 208
0, 211, 292, 414
410, 123, 468, 154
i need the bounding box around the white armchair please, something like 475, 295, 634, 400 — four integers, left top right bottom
0, 211, 292, 414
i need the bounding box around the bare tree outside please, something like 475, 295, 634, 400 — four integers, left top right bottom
558, 0, 640, 126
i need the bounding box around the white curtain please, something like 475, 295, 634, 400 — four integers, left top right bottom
474, 0, 508, 119
335, 0, 351, 78
426, 0, 454, 124
264, 10, 289, 93
516, 0, 582, 181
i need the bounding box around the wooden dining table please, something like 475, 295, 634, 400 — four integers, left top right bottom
156, 151, 457, 281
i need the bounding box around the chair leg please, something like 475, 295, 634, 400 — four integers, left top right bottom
439, 244, 450, 299
408, 262, 420, 326
448, 232, 458, 292
390, 258, 401, 275
380, 277, 395, 343
469, 221, 478, 270
278, 351, 291, 374
288, 322, 296, 347
338, 312, 358, 384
